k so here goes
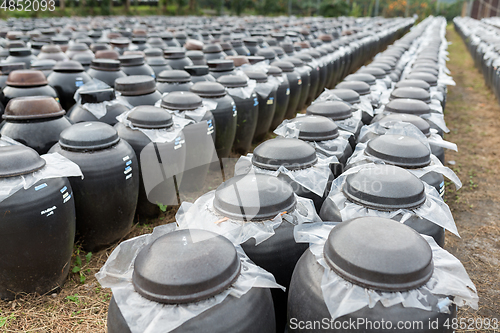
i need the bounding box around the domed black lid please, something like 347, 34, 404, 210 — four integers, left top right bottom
53, 60, 85, 72
379, 113, 431, 137
207, 59, 234, 71
271, 46, 285, 57
8, 47, 32, 57
217, 74, 247, 88
190, 81, 226, 97
91, 58, 121, 71
295, 53, 313, 63
31, 59, 57, 71
186, 50, 204, 60
343, 164, 426, 210
243, 37, 258, 46
357, 67, 385, 79
161, 91, 203, 110
59, 122, 120, 151
184, 65, 210, 76
127, 105, 173, 129
203, 43, 223, 54
0, 62, 25, 75
144, 48, 163, 57
0, 145, 46, 178
365, 134, 431, 168
213, 174, 296, 221
285, 57, 304, 67
328, 88, 360, 104
406, 72, 438, 87
255, 48, 276, 60
252, 137, 317, 171
119, 54, 145, 67
323, 216, 433, 291
390, 87, 431, 104
164, 47, 186, 59
68, 43, 90, 51
147, 57, 168, 66
133, 229, 241, 304
306, 101, 353, 121
219, 42, 233, 51
345, 73, 376, 86
385, 99, 431, 115
157, 69, 191, 83
395, 79, 430, 92
230, 39, 243, 47
270, 60, 294, 73
4, 96, 64, 120
80, 88, 116, 104
290, 115, 339, 141
115, 75, 157, 96
336, 81, 370, 96
266, 66, 283, 76
244, 70, 267, 83
368, 62, 391, 75
411, 67, 439, 77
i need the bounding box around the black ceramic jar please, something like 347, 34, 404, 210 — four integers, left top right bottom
114, 75, 162, 107
86, 59, 127, 87
156, 70, 194, 94
47, 60, 92, 111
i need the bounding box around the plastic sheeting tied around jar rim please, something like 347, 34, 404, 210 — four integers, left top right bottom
327, 164, 460, 237
0, 152, 83, 204
175, 174, 322, 246
95, 223, 284, 333
293, 220, 478, 321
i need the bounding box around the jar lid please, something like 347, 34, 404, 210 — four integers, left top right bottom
219, 42, 233, 51
323, 216, 433, 291
410, 67, 439, 77
247, 56, 265, 65
95, 50, 120, 60
390, 87, 431, 104
203, 43, 223, 54
244, 70, 267, 83
385, 99, 430, 115
207, 59, 235, 72
357, 67, 385, 80
0, 62, 25, 75
144, 48, 163, 57
190, 81, 226, 97
217, 74, 247, 88
379, 113, 431, 137
285, 57, 304, 67
243, 37, 258, 46
256, 48, 276, 60
53, 60, 85, 73
230, 39, 243, 47
147, 57, 168, 66
0, 145, 46, 178
127, 105, 173, 129
161, 91, 203, 110
132, 229, 241, 304
157, 69, 191, 83
6, 69, 48, 87
110, 38, 130, 48
225, 56, 249, 67
365, 134, 431, 168
281, 42, 295, 54
266, 66, 283, 76
80, 88, 116, 104
68, 43, 90, 52
119, 54, 145, 67
184, 65, 209, 76
368, 62, 391, 75
406, 72, 438, 87
91, 58, 121, 71
164, 47, 186, 59
115, 75, 157, 96
327, 88, 360, 104
345, 73, 376, 86
395, 79, 431, 92
343, 164, 426, 211
252, 137, 317, 171
59, 122, 120, 151
270, 60, 295, 73
335, 80, 370, 96
31, 59, 57, 71
306, 100, 353, 121
213, 174, 296, 221
8, 47, 31, 57
290, 115, 339, 141
184, 39, 204, 51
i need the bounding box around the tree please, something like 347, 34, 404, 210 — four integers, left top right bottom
319, 0, 350, 16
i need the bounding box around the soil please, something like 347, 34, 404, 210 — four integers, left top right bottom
0, 24, 499, 332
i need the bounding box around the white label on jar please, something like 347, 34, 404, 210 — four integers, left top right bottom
41, 206, 57, 217
126, 174, 133, 180
267, 97, 274, 105
63, 194, 72, 204
286, 88, 290, 95
123, 156, 130, 161
124, 166, 132, 174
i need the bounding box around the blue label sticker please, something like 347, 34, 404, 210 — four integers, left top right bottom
253, 98, 259, 107
75, 80, 84, 87
126, 160, 132, 166
60, 186, 67, 193
35, 183, 47, 191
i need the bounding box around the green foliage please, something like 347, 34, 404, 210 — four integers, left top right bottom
66, 294, 80, 304
319, 0, 349, 17
157, 202, 168, 212
72, 247, 92, 284
0, 314, 15, 328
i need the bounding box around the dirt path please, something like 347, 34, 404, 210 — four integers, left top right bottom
444, 25, 500, 322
